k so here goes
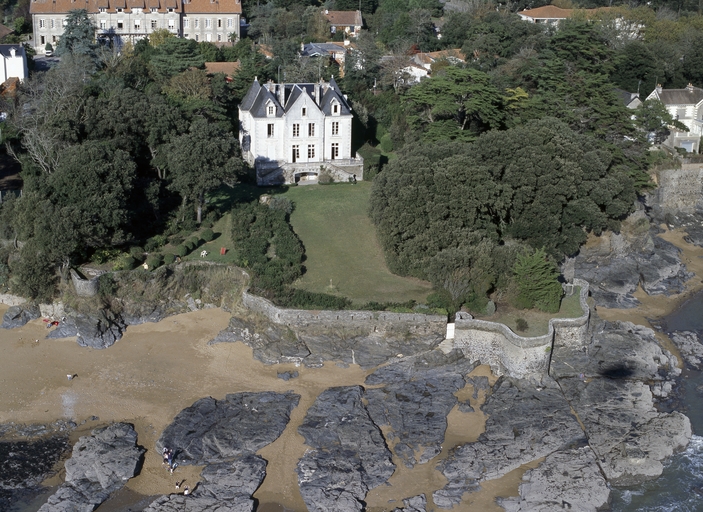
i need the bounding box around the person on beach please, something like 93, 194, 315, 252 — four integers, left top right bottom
183, 486, 190, 496
162, 447, 170, 466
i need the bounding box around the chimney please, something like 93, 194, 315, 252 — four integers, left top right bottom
9, 47, 15, 57
656, 84, 662, 94
301, 42, 305, 52
687, 82, 694, 91
278, 83, 285, 107
314, 81, 320, 105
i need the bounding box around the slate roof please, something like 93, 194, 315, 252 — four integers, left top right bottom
29, 0, 241, 14
301, 42, 347, 58
240, 77, 352, 118
655, 85, 703, 106
0, 44, 26, 59
323, 10, 362, 27
614, 88, 640, 107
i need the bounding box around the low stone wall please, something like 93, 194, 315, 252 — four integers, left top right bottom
241, 291, 446, 338
70, 269, 99, 297
452, 279, 591, 378
652, 163, 703, 214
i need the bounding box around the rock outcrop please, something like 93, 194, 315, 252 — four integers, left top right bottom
143, 455, 267, 512
146, 392, 298, 511
0, 304, 40, 329
297, 386, 395, 511
669, 331, 703, 369
210, 315, 445, 369
364, 350, 477, 467
38, 423, 144, 512
156, 392, 300, 465
0, 423, 70, 511
572, 219, 691, 308
433, 377, 585, 508
499, 446, 610, 511
551, 321, 691, 486
392, 494, 427, 512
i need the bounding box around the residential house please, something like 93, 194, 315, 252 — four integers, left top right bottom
517, 5, 610, 24
412, 49, 465, 72
239, 77, 363, 185
322, 10, 363, 37
300, 41, 349, 76
0, 23, 14, 41
0, 45, 28, 83
29, 0, 242, 52
646, 83, 703, 153
615, 88, 641, 110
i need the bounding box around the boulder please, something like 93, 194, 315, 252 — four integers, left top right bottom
297, 386, 395, 512
38, 423, 144, 512
499, 446, 610, 512
157, 392, 300, 465
393, 494, 427, 512
0, 304, 40, 329
433, 377, 584, 508
46, 317, 78, 339
669, 331, 703, 369
74, 310, 126, 349
364, 350, 477, 467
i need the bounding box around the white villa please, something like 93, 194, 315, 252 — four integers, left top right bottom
0, 45, 28, 83
29, 0, 242, 52
646, 83, 703, 154
238, 77, 363, 185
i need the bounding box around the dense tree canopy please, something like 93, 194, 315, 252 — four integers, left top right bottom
370, 118, 637, 284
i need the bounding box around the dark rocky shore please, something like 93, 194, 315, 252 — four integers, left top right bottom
2, 197, 701, 510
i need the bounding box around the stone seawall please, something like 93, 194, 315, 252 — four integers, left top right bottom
452, 279, 591, 378
652, 163, 703, 214
241, 291, 447, 338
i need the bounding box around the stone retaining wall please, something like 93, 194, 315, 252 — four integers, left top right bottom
452, 279, 591, 379
242, 291, 446, 338
70, 269, 99, 297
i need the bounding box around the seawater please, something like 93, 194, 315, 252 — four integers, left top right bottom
611, 290, 703, 512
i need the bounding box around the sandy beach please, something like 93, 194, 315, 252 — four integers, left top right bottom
0, 304, 528, 511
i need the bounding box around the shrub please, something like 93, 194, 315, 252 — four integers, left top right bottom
274, 289, 352, 310
268, 196, 294, 215
175, 245, 188, 257
144, 235, 168, 252
145, 253, 163, 270
380, 132, 393, 153
318, 168, 334, 184
113, 254, 137, 271
163, 253, 176, 265
98, 274, 117, 297
512, 248, 562, 313
91, 248, 121, 264
516, 318, 528, 332
129, 246, 145, 261
188, 237, 200, 248
169, 235, 185, 246
201, 228, 215, 242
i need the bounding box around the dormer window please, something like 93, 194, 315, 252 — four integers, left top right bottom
99, 7, 106, 12
267, 104, 275, 116
116, 8, 123, 12
151, 7, 157, 12
333, 103, 339, 114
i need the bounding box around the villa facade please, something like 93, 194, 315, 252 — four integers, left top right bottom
239, 77, 363, 185
29, 0, 241, 52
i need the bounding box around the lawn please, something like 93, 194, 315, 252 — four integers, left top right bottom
278, 182, 433, 305
473, 287, 586, 337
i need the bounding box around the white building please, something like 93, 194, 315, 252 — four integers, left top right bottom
0, 45, 28, 83
646, 83, 703, 154
29, 0, 242, 52
239, 77, 363, 185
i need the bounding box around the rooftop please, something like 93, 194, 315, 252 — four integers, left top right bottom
323, 10, 362, 27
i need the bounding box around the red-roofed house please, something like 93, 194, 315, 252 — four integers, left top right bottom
322, 9, 363, 37
30, 0, 242, 52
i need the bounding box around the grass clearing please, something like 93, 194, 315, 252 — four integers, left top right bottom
243, 182, 432, 305
474, 287, 586, 337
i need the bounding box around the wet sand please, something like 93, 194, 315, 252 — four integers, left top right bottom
0, 305, 526, 511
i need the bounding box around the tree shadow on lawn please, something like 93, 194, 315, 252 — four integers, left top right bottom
208, 183, 292, 212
